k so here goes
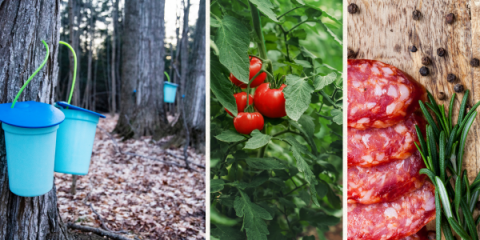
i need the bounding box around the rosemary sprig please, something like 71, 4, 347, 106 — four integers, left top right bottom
416, 90, 480, 240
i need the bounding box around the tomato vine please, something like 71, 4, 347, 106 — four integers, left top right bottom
210, 0, 343, 239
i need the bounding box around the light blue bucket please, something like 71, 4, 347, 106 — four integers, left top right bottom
54, 103, 105, 175
164, 82, 178, 103
3, 123, 59, 197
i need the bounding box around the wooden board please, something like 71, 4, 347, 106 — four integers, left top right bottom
347, 0, 480, 235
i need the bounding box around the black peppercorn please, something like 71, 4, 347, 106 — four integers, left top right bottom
437, 48, 446, 57
427, 231, 436, 240
421, 56, 431, 65
348, 48, 357, 59
470, 58, 480, 67
438, 92, 446, 100
447, 73, 456, 83
348, 3, 358, 14
446, 13, 455, 24
419, 66, 429, 76
409, 46, 417, 52
454, 84, 464, 93
412, 10, 421, 20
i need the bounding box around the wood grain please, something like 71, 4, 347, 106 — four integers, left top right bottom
348, 0, 480, 236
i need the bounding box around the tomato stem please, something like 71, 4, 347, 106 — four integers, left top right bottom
249, 2, 274, 81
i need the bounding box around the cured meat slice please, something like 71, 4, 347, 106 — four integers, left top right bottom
348, 181, 436, 240
348, 152, 426, 204
348, 59, 426, 129
348, 113, 425, 167
400, 228, 429, 240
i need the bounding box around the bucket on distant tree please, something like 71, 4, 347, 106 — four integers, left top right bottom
0, 41, 66, 197
54, 42, 105, 175
163, 71, 178, 103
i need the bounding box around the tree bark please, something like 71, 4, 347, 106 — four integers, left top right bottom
82, 1, 95, 110
67, 0, 81, 106
110, 0, 119, 115
0, 0, 70, 238
114, 0, 167, 139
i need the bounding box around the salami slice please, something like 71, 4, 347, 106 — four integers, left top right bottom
348, 59, 426, 129
348, 113, 425, 167
400, 228, 429, 240
348, 152, 426, 204
348, 181, 436, 240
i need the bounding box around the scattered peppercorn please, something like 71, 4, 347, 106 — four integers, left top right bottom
347, 48, 357, 59
412, 10, 421, 20
447, 73, 457, 83
470, 58, 480, 67
446, 13, 455, 24
409, 46, 417, 52
427, 231, 436, 240
438, 92, 446, 100
454, 84, 464, 93
437, 48, 446, 57
419, 66, 429, 76
348, 3, 358, 14
421, 56, 431, 65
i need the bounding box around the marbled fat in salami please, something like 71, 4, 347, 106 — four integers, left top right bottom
348, 113, 425, 167
348, 181, 436, 240
348, 152, 426, 204
348, 59, 426, 129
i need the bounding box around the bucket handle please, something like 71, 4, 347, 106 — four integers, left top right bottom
164, 72, 171, 82
11, 40, 50, 108
59, 41, 77, 106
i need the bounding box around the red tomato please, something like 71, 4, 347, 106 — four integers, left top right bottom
254, 83, 287, 118
225, 92, 254, 117
229, 57, 266, 88
234, 112, 264, 135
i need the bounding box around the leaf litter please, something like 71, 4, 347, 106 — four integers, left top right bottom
55, 115, 205, 239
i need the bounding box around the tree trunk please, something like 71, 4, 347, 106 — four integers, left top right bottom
110, 0, 118, 115
114, 0, 167, 139
82, 2, 95, 110
67, 0, 81, 106
185, 0, 206, 152
0, 0, 70, 238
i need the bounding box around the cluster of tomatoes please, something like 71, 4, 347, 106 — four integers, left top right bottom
226, 56, 287, 135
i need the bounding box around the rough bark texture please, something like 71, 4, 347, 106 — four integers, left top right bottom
0, 0, 70, 239
347, 0, 479, 233
114, 0, 167, 139
110, 0, 118, 115
67, 0, 80, 106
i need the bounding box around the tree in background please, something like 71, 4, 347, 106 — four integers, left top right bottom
0, 1, 70, 238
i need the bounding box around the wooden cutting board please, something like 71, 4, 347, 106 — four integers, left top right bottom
347, 0, 480, 235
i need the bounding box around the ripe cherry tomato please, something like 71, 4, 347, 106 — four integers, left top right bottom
229, 56, 266, 88
225, 92, 254, 117
234, 112, 264, 135
254, 83, 287, 118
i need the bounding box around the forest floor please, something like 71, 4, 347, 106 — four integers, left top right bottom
54, 114, 205, 240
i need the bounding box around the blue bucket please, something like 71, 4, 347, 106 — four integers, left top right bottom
54, 102, 105, 175
3, 124, 59, 197
164, 82, 178, 103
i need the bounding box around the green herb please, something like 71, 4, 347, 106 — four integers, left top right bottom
416, 90, 480, 240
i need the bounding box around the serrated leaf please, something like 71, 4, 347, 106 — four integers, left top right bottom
216, 130, 246, 142
331, 109, 342, 125
244, 130, 272, 149
294, 59, 312, 68
234, 189, 273, 240
318, 20, 342, 46
283, 75, 314, 121
211, 52, 238, 116
306, 4, 341, 25
249, 0, 279, 22
314, 72, 337, 91
211, 17, 220, 28
293, 0, 305, 5
216, 16, 250, 83
231, 172, 269, 189
300, 208, 340, 226
291, 29, 307, 40
245, 158, 286, 170
211, 225, 244, 240
211, 179, 225, 193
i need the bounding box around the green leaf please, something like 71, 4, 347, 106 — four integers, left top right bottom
436, 177, 453, 218
294, 59, 312, 68
330, 109, 342, 125
249, 0, 279, 22
234, 189, 273, 240
317, 20, 342, 46
216, 130, 247, 142
435, 191, 441, 240
300, 208, 340, 226
245, 158, 286, 170
447, 217, 472, 240
211, 52, 238, 116
458, 112, 477, 174
283, 75, 314, 121
216, 16, 250, 84
211, 179, 225, 193
244, 130, 272, 149
314, 72, 337, 91
211, 225, 244, 240
306, 4, 341, 26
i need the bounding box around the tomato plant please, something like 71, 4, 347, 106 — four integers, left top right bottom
210, 0, 343, 239
225, 92, 254, 117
